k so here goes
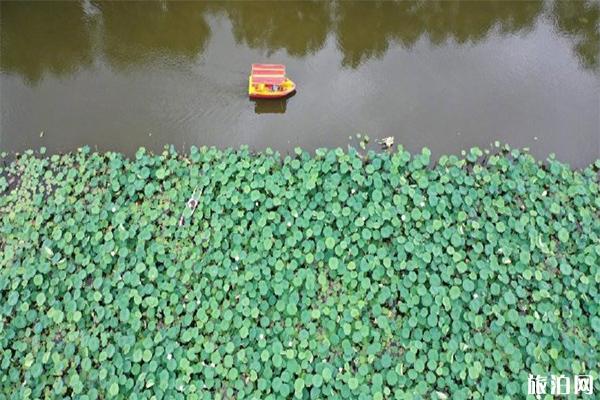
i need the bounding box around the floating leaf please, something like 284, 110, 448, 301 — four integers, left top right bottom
0, 145, 597, 398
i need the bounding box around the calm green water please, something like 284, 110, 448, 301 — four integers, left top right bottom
1, 1, 598, 167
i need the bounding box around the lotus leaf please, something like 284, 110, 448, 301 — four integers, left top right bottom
0, 145, 598, 398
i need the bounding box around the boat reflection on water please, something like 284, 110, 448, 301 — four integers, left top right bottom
252, 92, 295, 114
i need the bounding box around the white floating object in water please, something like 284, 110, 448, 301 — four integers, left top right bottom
377, 136, 394, 149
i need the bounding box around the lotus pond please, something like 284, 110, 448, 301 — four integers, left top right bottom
0, 145, 599, 399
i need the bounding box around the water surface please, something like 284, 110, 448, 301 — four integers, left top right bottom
1, 1, 598, 167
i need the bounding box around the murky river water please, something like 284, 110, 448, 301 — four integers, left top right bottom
1, 1, 598, 167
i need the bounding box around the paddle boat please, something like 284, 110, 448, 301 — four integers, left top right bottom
248, 64, 296, 99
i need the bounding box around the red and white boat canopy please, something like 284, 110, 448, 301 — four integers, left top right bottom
251, 64, 286, 85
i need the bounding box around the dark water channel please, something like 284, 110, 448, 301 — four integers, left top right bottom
1, 1, 598, 167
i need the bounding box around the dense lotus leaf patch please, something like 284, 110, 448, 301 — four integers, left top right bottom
0, 145, 599, 399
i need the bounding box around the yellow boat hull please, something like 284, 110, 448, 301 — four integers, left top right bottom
248, 76, 296, 99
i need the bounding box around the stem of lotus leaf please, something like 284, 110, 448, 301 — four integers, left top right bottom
179, 187, 201, 226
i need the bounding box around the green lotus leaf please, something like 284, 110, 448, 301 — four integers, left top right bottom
0, 145, 597, 398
